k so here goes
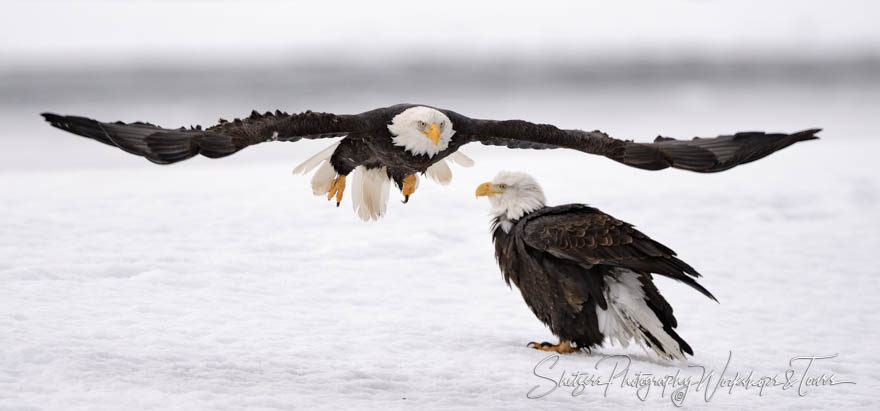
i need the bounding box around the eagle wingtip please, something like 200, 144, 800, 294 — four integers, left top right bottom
705, 289, 719, 303
41, 112, 62, 123
797, 128, 822, 141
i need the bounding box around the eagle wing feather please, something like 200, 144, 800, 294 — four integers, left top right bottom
519, 205, 717, 301
464, 117, 818, 173
41, 110, 366, 165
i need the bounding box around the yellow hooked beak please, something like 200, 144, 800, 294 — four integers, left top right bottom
475, 182, 503, 198
421, 123, 441, 145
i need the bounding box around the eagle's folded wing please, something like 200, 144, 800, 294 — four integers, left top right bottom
466, 118, 819, 173
41, 110, 363, 164
519, 205, 717, 301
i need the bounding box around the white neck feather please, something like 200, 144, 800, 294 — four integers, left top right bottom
491, 197, 545, 222
486, 171, 547, 232
489, 192, 545, 232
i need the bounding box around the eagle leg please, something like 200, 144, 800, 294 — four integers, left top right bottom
401, 174, 418, 204
326, 174, 347, 207
527, 340, 580, 354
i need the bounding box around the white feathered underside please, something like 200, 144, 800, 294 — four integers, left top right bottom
596, 270, 685, 361
350, 166, 391, 221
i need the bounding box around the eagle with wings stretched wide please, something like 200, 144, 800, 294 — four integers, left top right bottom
42, 104, 818, 220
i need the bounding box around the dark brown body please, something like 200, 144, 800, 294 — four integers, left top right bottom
491, 204, 715, 354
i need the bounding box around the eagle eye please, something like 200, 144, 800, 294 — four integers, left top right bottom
417, 121, 426, 129
498, 184, 508, 189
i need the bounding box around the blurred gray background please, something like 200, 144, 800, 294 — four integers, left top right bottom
1, 0, 878, 171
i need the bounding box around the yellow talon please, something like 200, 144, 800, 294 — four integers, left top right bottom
526, 340, 580, 354
402, 174, 417, 203
402, 174, 417, 196
327, 174, 346, 206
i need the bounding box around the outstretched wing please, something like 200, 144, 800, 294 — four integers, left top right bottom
42, 109, 368, 164
463, 118, 819, 173
520, 205, 717, 301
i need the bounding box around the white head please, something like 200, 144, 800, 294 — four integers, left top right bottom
387, 106, 455, 157
475, 171, 547, 224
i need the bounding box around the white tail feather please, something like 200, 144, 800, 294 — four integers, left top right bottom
596, 270, 685, 361
350, 166, 391, 221
292, 142, 340, 175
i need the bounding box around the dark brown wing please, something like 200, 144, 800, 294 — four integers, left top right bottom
464, 118, 818, 173
520, 205, 717, 301
41, 109, 368, 164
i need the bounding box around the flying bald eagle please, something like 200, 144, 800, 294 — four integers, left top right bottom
42, 104, 818, 221
476, 171, 715, 360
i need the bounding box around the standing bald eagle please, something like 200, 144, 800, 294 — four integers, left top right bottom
42, 104, 818, 221
476, 171, 716, 360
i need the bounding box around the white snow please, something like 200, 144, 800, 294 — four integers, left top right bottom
1, 83, 878, 409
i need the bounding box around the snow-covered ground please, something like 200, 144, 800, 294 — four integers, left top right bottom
1, 80, 878, 409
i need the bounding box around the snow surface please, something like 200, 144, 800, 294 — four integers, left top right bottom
1, 81, 878, 409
